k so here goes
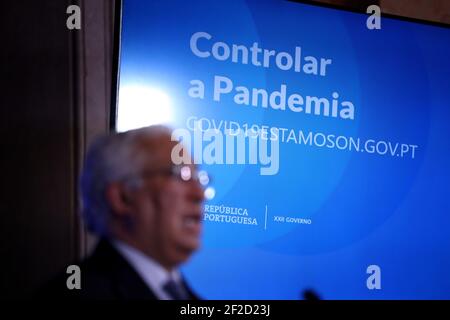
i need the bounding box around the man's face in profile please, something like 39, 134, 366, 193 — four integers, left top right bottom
123, 136, 205, 270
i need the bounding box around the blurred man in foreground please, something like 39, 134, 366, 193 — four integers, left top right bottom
42, 125, 206, 299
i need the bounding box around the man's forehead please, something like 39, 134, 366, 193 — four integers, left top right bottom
137, 134, 174, 149
137, 134, 171, 152
134, 134, 189, 165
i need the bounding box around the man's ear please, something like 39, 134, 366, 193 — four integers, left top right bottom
105, 182, 134, 217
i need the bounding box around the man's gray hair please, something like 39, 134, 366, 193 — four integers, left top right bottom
80, 125, 172, 235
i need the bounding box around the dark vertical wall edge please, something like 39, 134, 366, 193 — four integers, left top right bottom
109, 0, 123, 132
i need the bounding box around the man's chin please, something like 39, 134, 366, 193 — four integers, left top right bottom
177, 241, 200, 257
166, 244, 199, 269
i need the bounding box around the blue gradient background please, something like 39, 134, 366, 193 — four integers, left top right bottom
118, 0, 450, 299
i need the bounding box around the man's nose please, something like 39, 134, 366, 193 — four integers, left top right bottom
188, 179, 205, 203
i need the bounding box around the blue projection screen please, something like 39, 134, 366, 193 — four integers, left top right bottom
116, 0, 450, 299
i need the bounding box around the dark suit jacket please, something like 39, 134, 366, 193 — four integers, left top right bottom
39, 239, 200, 300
